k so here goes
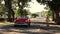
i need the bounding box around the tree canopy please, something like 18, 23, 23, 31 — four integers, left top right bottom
31, 13, 38, 18
37, 0, 60, 11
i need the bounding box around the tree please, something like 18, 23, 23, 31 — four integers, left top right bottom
31, 13, 38, 18
4, 0, 14, 22
15, 8, 31, 17
45, 9, 52, 17
15, 8, 21, 17
23, 9, 30, 16
37, 0, 60, 24
17, 0, 31, 16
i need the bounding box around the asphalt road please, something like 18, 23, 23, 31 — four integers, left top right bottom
0, 18, 60, 34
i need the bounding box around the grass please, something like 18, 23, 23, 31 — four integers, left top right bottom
0, 21, 11, 24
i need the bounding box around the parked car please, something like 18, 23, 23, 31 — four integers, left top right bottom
14, 16, 31, 27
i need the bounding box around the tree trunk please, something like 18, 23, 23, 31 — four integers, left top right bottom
55, 11, 60, 24
4, 0, 14, 22
52, 10, 54, 21
52, 10, 56, 21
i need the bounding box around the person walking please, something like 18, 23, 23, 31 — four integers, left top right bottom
46, 16, 50, 27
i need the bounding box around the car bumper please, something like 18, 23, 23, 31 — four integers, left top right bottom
14, 23, 28, 25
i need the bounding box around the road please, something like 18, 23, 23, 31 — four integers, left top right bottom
0, 18, 60, 34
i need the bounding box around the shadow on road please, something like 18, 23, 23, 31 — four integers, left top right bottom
32, 22, 60, 32
0, 24, 53, 34
0, 22, 60, 34
0, 33, 2, 34
0, 24, 40, 31
32, 21, 60, 26
39, 25, 60, 32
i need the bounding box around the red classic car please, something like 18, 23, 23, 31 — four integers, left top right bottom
14, 16, 31, 27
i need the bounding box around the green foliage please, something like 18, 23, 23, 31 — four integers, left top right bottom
23, 10, 28, 15
15, 8, 21, 17
23, 10, 31, 15
15, 8, 30, 17
31, 13, 38, 18
45, 9, 52, 17
17, 0, 31, 16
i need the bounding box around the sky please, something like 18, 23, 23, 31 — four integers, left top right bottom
27, 0, 47, 13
